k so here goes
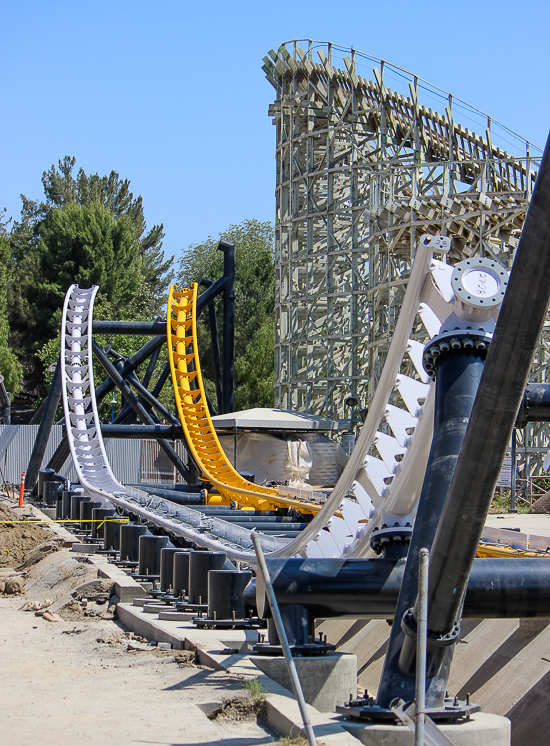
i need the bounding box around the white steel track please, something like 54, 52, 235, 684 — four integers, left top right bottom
61, 235, 456, 563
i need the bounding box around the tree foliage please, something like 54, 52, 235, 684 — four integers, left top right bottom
8, 156, 173, 396
0, 215, 23, 393
178, 219, 275, 411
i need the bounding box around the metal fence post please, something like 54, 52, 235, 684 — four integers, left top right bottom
415, 547, 429, 746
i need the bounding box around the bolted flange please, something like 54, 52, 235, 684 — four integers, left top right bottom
423, 331, 491, 381
451, 256, 509, 309
399, 606, 461, 678
369, 523, 413, 556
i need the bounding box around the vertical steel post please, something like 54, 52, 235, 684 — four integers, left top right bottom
252, 533, 317, 746
26, 358, 62, 490
376, 345, 486, 707
199, 278, 223, 413
415, 548, 429, 746
510, 429, 518, 512
219, 241, 235, 414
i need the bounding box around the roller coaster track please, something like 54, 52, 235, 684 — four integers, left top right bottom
60, 284, 292, 562
167, 284, 323, 515
63, 235, 502, 563
165, 234, 455, 559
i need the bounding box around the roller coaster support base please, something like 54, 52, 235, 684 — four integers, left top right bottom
375, 336, 487, 709
401, 130, 550, 682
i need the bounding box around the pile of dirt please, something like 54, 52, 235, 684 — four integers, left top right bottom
0, 503, 55, 568
532, 490, 550, 513
208, 696, 267, 723
50, 577, 117, 621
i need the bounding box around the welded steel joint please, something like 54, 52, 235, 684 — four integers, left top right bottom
399, 256, 509, 677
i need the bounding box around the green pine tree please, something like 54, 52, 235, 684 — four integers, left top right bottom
8, 157, 173, 396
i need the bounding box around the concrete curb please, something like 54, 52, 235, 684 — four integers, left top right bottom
89, 558, 148, 603
116, 602, 359, 744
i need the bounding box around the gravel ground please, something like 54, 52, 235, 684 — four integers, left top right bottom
0, 507, 279, 746
0, 594, 279, 746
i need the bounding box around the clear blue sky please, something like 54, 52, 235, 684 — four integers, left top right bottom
2, 0, 549, 265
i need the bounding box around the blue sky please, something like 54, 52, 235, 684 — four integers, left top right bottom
2, 1, 549, 265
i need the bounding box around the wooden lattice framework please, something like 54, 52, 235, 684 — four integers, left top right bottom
263, 40, 550, 479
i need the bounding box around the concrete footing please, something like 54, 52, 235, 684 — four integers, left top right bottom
250, 653, 357, 713
343, 712, 510, 745
89, 557, 148, 603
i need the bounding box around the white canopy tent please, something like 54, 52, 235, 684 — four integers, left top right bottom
211, 407, 349, 432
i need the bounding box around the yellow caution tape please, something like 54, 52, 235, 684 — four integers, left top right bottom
0, 518, 130, 524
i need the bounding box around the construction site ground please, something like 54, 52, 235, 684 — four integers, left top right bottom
0, 498, 282, 746
2, 494, 550, 745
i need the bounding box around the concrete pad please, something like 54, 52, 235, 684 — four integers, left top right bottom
265, 694, 358, 745
251, 653, 357, 713
485, 512, 550, 537
158, 610, 195, 621
197, 647, 249, 671
142, 603, 171, 614
343, 712, 510, 745
87, 556, 148, 603
117, 603, 186, 649
116, 603, 256, 653
70, 543, 97, 554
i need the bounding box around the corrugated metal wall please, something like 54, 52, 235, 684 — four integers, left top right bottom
0, 426, 187, 486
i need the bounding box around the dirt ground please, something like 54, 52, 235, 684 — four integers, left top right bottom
0, 501, 55, 567
0, 500, 280, 746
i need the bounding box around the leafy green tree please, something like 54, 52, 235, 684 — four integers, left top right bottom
0, 214, 23, 393
178, 219, 275, 411
9, 157, 173, 396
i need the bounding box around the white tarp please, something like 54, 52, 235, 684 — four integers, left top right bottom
217, 431, 348, 486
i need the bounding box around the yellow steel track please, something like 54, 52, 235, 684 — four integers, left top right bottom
476, 542, 550, 559
167, 284, 322, 514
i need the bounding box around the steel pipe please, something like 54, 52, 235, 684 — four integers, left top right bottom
516, 383, 550, 427
412, 131, 550, 676
220, 241, 235, 414
376, 342, 487, 708
92, 321, 167, 335
99, 424, 183, 439
247, 557, 550, 620
92, 340, 192, 483
199, 278, 223, 413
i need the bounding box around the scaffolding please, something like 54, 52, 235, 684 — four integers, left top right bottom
263, 40, 550, 479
